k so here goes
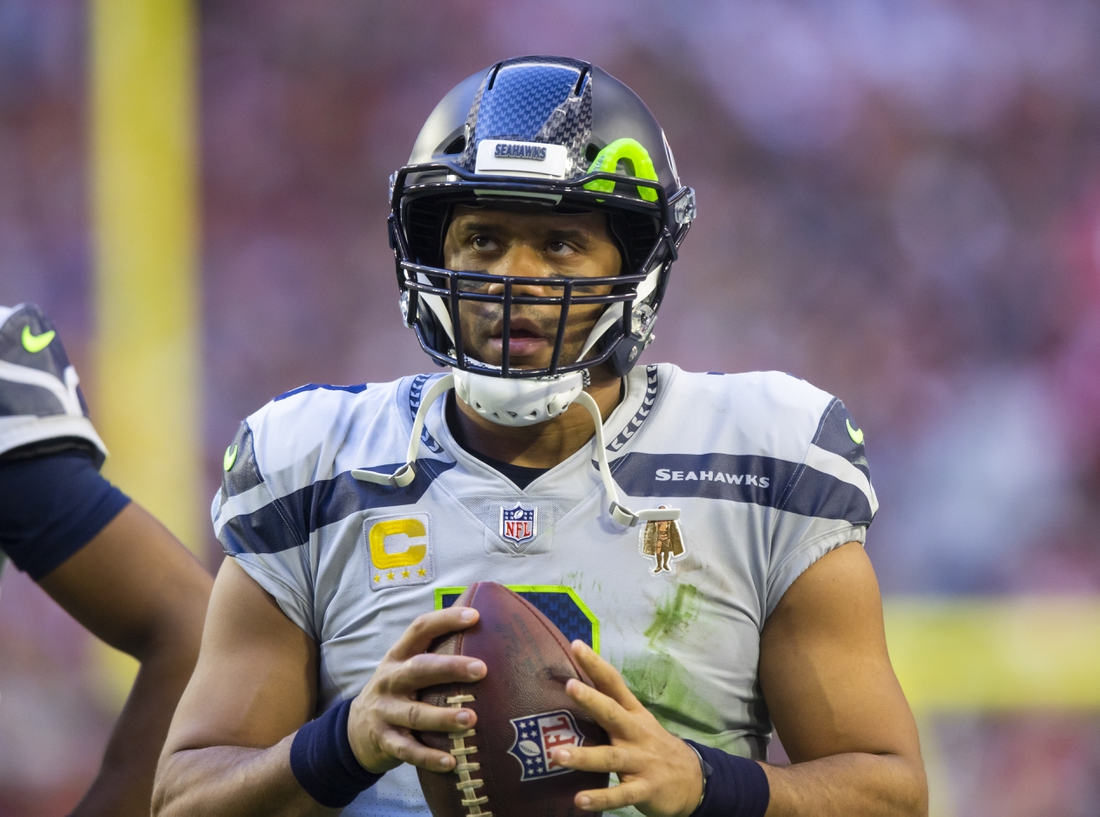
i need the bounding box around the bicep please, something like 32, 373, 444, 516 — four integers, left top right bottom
759, 541, 920, 764
1, 449, 129, 581
37, 501, 211, 656
164, 557, 318, 753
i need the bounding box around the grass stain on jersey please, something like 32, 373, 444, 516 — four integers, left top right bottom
644, 583, 702, 646
621, 650, 721, 740
562, 571, 604, 609
620, 583, 721, 742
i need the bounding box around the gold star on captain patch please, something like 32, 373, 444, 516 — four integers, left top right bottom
386, 571, 395, 581
373, 575, 381, 583
402, 569, 410, 578
418, 567, 427, 576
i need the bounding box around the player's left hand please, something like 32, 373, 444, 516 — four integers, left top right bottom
549, 640, 703, 817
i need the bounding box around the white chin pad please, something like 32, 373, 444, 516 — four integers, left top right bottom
453, 368, 585, 427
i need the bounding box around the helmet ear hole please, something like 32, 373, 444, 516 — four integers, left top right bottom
443, 135, 465, 154
585, 143, 601, 163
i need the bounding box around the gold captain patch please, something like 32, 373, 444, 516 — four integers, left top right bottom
365, 514, 435, 590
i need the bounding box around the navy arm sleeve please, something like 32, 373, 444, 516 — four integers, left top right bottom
0, 449, 131, 580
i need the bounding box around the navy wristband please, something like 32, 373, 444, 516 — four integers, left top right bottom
685, 740, 770, 817
290, 698, 383, 808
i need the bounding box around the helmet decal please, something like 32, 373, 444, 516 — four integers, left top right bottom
475, 140, 570, 179
584, 138, 660, 202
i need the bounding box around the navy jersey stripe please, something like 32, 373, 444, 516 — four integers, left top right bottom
222, 460, 456, 555
779, 465, 874, 526
0, 378, 68, 417
608, 452, 872, 525
222, 499, 300, 557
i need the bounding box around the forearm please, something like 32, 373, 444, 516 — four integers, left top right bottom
152, 737, 338, 817
34, 500, 213, 814
760, 752, 927, 817
70, 644, 198, 817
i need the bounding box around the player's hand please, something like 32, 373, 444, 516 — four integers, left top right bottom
550, 640, 703, 817
346, 606, 486, 774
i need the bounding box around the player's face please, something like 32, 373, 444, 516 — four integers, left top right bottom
443, 204, 622, 371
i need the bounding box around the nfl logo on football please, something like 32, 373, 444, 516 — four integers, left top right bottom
500, 503, 537, 545
507, 710, 586, 781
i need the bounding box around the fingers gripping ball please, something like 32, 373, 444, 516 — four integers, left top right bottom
416, 582, 609, 816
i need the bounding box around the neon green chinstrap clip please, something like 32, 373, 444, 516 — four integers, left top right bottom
583, 137, 659, 201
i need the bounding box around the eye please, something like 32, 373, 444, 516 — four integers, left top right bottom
546, 240, 575, 256
470, 234, 497, 251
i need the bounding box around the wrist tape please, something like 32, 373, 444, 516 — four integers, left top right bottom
684, 739, 770, 817
290, 698, 383, 807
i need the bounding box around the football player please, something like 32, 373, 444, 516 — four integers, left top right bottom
0, 303, 212, 816
155, 56, 927, 816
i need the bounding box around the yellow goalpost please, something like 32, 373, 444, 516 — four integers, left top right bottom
88, 0, 201, 707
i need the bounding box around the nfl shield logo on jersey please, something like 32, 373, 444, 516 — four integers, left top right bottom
500, 503, 537, 545
507, 710, 585, 781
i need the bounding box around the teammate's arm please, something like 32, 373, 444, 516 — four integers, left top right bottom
152, 557, 485, 815
0, 448, 212, 817
33, 500, 212, 817
0, 303, 214, 814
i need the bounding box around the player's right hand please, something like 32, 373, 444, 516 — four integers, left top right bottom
346, 606, 485, 774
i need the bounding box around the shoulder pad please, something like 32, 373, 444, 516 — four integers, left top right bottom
0, 303, 107, 464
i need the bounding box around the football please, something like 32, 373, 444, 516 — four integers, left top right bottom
416, 582, 610, 817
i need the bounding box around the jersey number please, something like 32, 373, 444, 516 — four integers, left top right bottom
435, 585, 600, 652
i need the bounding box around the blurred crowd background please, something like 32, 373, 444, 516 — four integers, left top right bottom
2, 0, 1100, 814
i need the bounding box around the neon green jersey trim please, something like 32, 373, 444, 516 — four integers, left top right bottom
583, 138, 659, 202
434, 584, 600, 653
846, 418, 865, 446
223, 444, 238, 472
21, 326, 55, 353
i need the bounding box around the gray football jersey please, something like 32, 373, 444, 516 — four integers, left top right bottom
213, 363, 877, 815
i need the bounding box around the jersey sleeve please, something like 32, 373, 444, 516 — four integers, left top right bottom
765, 396, 878, 617
0, 449, 131, 580
211, 416, 318, 639
0, 303, 109, 465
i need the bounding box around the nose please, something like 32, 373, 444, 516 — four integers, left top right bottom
484, 244, 556, 296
